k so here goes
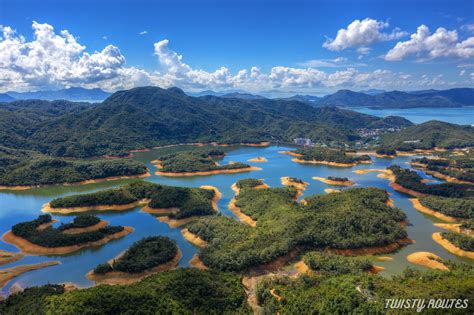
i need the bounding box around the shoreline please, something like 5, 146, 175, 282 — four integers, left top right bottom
247, 157, 268, 163
181, 228, 208, 247
278, 150, 302, 157
324, 188, 341, 194
189, 254, 208, 269
42, 198, 151, 214
62, 220, 109, 234
231, 182, 269, 196
0, 171, 151, 191
155, 166, 261, 177
410, 199, 458, 222
0, 261, 60, 291
86, 249, 182, 285
411, 165, 474, 185
0, 250, 23, 266
281, 177, 308, 199
312, 176, 354, 186
328, 238, 413, 256
2, 226, 133, 255
199, 185, 222, 211
390, 182, 426, 197
432, 232, 474, 259
291, 158, 357, 167
406, 252, 449, 270
228, 197, 257, 227
434, 223, 474, 237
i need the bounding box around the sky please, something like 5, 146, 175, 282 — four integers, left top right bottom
0, 0, 473, 95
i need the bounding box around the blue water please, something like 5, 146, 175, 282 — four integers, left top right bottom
0, 145, 472, 295
352, 107, 474, 125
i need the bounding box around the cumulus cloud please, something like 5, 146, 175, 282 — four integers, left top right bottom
323, 18, 406, 51
139, 31, 148, 35
385, 25, 474, 61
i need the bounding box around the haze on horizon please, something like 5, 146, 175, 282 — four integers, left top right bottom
0, 0, 473, 95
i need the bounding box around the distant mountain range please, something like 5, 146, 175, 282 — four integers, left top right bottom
3, 87, 111, 102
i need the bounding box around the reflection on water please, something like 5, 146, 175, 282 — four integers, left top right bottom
1, 145, 472, 295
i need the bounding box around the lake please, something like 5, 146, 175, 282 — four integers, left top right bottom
1, 145, 472, 295
352, 107, 474, 125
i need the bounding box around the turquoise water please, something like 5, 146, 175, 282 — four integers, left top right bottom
352, 107, 474, 125
0, 145, 472, 295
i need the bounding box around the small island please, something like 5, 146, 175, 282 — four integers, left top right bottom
88, 236, 181, 285
247, 157, 268, 163
288, 148, 372, 167
312, 176, 354, 186
411, 156, 474, 184
280, 177, 308, 198
406, 252, 449, 270
375, 147, 397, 158
2, 214, 132, 255
153, 149, 261, 176
232, 178, 269, 195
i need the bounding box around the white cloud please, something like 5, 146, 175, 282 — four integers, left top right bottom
460, 70, 466, 76
461, 24, 474, 33
385, 25, 474, 61
323, 18, 406, 51
139, 31, 148, 35
102, 36, 108, 40
297, 57, 350, 67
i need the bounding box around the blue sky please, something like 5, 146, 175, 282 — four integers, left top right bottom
0, 0, 473, 94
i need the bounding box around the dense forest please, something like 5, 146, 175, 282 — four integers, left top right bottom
413, 156, 474, 183
49, 181, 215, 220
235, 178, 265, 189
418, 196, 473, 219
375, 147, 397, 156
94, 236, 178, 274
388, 165, 474, 198
157, 149, 250, 173
293, 147, 371, 164
303, 252, 373, 275
187, 187, 407, 271
441, 232, 474, 251
11, 214, 124, 248
57, 215, 101, 231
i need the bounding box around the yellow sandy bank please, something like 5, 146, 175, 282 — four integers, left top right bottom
248, 157, 268, 163
0, 261, 60, 290
278, 150, 302, 157
324, 188, 341, 194
228, 197, 257, 227
189, 254, 208, 269
352, 168, 388, 175
200, 185, 222, 211
410, 199, 458, 222
281, 176, 308, 199
0, 171, 151, 191
375, 256, 393, 262
2, 227, 133, 255
62, 220, 109, 235
231, 182, 269, 196
312, 176, 354, 186
0, 250, 23, 266
86, 249, 182, 285
292, 158, 357, 167
155, 166, 261, 177
181, 228, 208, 247
434, 223, 474, 237
375, 154, 396, 159
407, 252, 449, 270
390, 182, 426, 197
42, 198, 151, 214
157, 216, 200, 228
36, 219, 58, 231
433, 232, 474, 260
141, 206, 179, 215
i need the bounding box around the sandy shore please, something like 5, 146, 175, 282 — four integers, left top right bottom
375, 154, 396, 159
86, 249, 182, 285
231, 182, 269, 196
157, 216, 200, 228
0, 261, 60, 290
328, 238, 413, 256
375, 256, 393, 262
228, 197, 257, 227
200, 185, 222, 211
278, 150, 303, 157
0, 250, 23, 266
155, 166, 261, 177
292, 158, 357, 167
410, 199, 458, 222
395, 148, 446, 157
432, 232, 474, 260
36, 220, 58, 231
281, 177, 308, 199
2, 226, 133, 255
189, 254, 208, 269
181, 228, 208, 247
407, 251, 449, 270
324, 188, 341, 194
0, 171, 151, 191
42, 198, 151, 214
312, 176, 354, 186
390, 183, 426, 197
434, 223, 474, 237
386, 198, 395, 207
141, 206, 179, 215
62, 220, 109, 234
247, 157, 268, 163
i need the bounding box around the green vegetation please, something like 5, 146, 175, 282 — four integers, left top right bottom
442, 232, 474, 251
235, 178, 264, 189
303, 252, 373, 275
94, 236, 178, 274
376, 147, 396, 156
286, 177, 305, 184
413, 156, 474, 183
381, 120, 474, 149
389, 165, 474, 198
0, 285, 66, 315
49, 181, 215, 220
419, 196, 474, 219
188, 187, 406, 271
257, 263, 474, 314
327, 176, 349, 182
11, 214, 124, 248
0, 146, 147, 187
158, 149, 250, 173
57, 215, 101, 231
461, 220, 474, 231
294, 147, 371, 164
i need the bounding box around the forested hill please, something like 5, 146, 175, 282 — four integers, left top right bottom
2, 86, 412, 158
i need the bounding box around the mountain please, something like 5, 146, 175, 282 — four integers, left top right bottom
316, 88, 474, 108
220, 92, 266, 100
380, 120, 474, 149
0, 93, 15, 102
359, 89, 386, 95
281, 94, 321, 104
2, 86, 412, 158
6, 87, 111, 102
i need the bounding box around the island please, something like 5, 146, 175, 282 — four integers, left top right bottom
411, 155, 474, 184
247, 157, 268, 163
432, 232, 474, 259
312, 176, 354, 186
187, 187, 408, 272
280, 177, 308, 198
231, 178, 269, 195
88, 236, 181, 285
288, 148, 372, 167
152, 149, 261, 176
2, 214, 132, 255
406, 252, 449, 270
